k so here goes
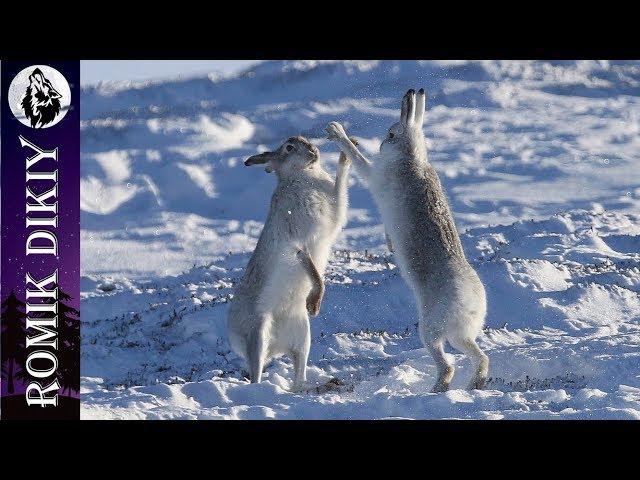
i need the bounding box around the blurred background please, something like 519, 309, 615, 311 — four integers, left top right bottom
81, 60, 262, 85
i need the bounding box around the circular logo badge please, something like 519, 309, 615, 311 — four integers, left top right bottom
8, 65, 71, 129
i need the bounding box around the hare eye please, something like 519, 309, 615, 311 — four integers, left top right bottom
389, 132, 395, 139
286, 144, 294, 152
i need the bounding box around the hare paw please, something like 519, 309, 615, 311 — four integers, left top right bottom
326, 121, 348, 141
306, 297, 321, 317
338, 152, 351, 167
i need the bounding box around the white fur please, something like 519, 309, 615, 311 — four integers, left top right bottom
227, 137, 349, 390
327, 89, 489, 391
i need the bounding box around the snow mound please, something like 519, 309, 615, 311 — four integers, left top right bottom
81, 209, 640, 419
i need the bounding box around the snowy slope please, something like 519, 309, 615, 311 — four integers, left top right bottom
80, 60, 640, 419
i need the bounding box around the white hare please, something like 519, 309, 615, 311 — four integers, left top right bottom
326, 89, 488, 392
227, 136, 353, 390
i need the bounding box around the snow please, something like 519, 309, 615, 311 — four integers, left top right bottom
80, 60, 640, 419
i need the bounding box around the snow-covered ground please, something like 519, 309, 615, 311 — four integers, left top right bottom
80, 60, 640, 419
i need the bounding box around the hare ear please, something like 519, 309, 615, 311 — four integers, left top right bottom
400, 89, 416, 125
414, 88, 426, 126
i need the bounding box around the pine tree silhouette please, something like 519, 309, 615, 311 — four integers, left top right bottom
56, 289, 80, 395
1, 291, 27, 395
13, 289, 80, 395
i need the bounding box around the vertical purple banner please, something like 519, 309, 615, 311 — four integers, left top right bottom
1, 61, 80, 420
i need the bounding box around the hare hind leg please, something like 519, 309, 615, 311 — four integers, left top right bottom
426, 338, 455, 393
449, 336, 489, 390
289, 316, 311, 392
420, 321, 454, 392
247, 316, 270, 384
418, 301, 454, 392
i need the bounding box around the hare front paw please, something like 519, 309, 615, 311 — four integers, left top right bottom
338, 152, 351, 167
326, 121, 348, 142
306, 295, 321, 317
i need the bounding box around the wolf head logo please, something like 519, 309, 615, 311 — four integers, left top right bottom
20, 68, 63, 128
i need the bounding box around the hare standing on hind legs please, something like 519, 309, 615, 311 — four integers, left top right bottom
326, 89, 489, 392
227, 136, 354, 391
